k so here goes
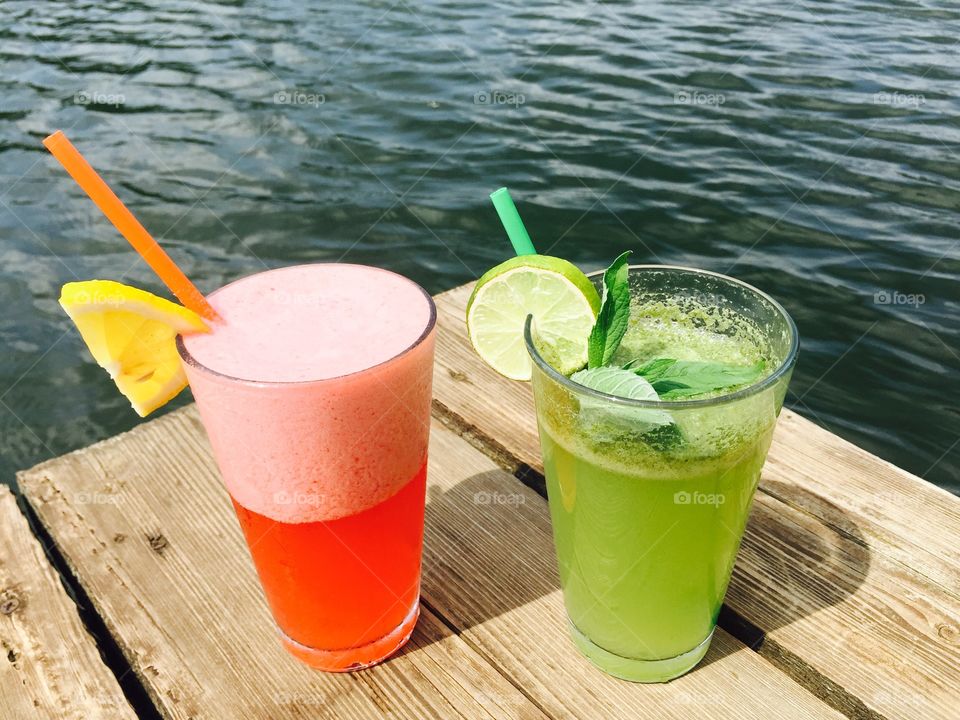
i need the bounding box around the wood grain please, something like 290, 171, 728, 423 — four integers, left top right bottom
0, 485, 136, 720
17, 408, 841, 719
432, 282, 960, 719
18, 411, 545, 720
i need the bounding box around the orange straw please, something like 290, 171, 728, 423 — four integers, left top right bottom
42, 130, 221, 323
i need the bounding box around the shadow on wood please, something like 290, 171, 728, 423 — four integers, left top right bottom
416, 464, 871, 682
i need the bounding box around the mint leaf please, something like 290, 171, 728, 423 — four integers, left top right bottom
623, 357, 671, 377
630, 358, 765, 399
570, 366, 673, 433
587, 251, 632, 368
572, 366, 660, 400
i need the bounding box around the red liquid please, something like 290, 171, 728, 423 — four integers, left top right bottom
231, 463, 426, 662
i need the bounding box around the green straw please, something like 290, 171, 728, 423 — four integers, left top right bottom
490, 187, 537, 256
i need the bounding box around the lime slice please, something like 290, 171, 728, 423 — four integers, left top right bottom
466, 255, 600, 381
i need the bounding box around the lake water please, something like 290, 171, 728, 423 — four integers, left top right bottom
1, 0, 958, 493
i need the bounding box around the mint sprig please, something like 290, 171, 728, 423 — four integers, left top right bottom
626, 357, 765, 399
570, 366, 673, 432
587, 250, 632, 368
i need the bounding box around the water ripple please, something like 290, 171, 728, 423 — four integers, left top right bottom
0, 0, 958, 492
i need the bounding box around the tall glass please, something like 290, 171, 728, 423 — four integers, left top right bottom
525, 265, 797, 682
177, 264, 436, 671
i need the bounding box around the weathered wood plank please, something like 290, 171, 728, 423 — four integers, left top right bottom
0, 485, 136, 720
17, 411, 546, 720
764, 410, 960, 592
432, 282, 960, 719
18, 407, 841, 719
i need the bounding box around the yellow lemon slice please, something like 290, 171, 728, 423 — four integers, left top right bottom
59, 280, 210, 416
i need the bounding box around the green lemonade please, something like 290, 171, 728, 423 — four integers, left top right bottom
532, 296, 785, 681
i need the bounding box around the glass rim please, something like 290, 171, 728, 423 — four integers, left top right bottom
523, 264, 799, 409
176, 262, 438, 387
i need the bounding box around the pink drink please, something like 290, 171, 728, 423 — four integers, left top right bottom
178, 264, 436, 670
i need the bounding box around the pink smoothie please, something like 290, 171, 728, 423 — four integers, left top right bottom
179, 264, 436, 524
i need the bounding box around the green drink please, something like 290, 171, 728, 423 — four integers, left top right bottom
526, 265, 797, 682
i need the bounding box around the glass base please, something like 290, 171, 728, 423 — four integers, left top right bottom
568, 620, 714, 683
278, 598, 420, 672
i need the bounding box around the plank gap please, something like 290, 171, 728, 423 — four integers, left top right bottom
433, 400, 522, 474
715, 606, 765, 651
16, 493, 165, 720
758, 636, 886, 720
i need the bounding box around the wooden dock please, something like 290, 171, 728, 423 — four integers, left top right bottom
8, 282, 960, 719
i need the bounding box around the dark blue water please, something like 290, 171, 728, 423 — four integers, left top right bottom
1, 0, 958, 493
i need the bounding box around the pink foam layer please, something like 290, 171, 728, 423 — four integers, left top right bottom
181, 265, 435, 523
183, 264, 434, 383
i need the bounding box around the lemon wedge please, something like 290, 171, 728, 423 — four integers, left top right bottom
59, 280, 210, 416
